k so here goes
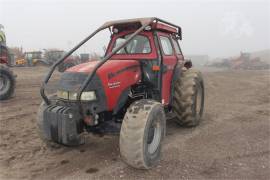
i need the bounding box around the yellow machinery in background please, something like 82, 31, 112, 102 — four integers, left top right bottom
15, 51, 42, 66
15, 58, 27, 66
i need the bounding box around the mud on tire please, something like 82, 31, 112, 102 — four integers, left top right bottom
120, 99, 166, 169
0, 65, 15, 100
172, 68, 204, 127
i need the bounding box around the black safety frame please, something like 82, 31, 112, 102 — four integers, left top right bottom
40, 17, 182, 117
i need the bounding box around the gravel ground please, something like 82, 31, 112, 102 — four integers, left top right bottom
0, 67, 269, 180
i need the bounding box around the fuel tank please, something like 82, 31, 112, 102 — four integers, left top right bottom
66, 60, 141, 111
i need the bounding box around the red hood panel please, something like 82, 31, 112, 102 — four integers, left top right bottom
66, 59, 141, 111
66, 59, 139, 74
66, 60, 99, 73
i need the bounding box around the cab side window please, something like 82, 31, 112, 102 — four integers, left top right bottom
172, 39, 182, 55
160, 36, 173, 55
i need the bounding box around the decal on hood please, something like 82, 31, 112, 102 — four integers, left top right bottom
108, 82, 121, 89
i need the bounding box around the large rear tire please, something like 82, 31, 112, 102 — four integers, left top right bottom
120, 99, 166, 169
0, 65, 15, 100
172, 68, 204, 127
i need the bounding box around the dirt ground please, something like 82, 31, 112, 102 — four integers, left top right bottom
0, 67, 269, 180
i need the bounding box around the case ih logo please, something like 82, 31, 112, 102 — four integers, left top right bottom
108, 82, 121, 89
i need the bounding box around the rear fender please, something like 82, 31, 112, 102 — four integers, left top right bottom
170, 62, 181, 105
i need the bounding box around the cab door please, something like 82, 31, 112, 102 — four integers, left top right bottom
157, 32, 177, 105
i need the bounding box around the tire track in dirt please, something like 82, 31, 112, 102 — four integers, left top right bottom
36, 135, 121, 180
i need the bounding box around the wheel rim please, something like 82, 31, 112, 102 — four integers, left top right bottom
0, 76, 5, 90
147, 119, 162, 154
0, 74, 9, 92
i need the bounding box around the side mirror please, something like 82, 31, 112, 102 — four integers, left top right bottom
184, 59, 192, 69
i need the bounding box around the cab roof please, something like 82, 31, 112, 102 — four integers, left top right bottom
100, 17, 182, 40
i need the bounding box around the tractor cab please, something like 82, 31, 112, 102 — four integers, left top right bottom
106, 22, 185, 104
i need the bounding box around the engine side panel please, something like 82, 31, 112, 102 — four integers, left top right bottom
97, 60, 141, 111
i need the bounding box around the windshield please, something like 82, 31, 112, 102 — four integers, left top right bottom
113, 34, 151, 54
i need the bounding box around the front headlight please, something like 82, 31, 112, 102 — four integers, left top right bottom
57, 90, 96, 101
57, 90, 68, 99
69, 91, 96, 101
81, 91, 97, 101
69, 92, 78, 100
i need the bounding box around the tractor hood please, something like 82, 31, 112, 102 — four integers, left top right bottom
60, 59, 141, 111
66, 59, 140, 75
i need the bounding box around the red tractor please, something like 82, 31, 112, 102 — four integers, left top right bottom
38, 18, 204, 169
0, 44, 15, 100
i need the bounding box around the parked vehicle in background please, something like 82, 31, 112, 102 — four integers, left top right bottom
14, 50, 80, 71
0, 45, 16, 100
208, 52, 270, 70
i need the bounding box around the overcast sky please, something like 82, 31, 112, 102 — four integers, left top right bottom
1, 0, 269, 58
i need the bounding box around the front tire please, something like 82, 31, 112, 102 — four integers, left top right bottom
172, 68, 204, 127
120, 99, 166, 169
